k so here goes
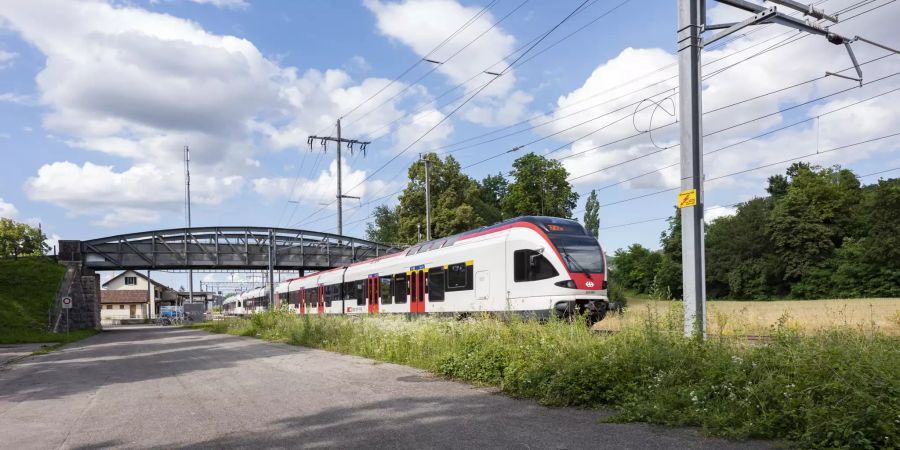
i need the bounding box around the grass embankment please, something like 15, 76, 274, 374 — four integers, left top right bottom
198, 309, 899, 449
601, 298, 900, 336
0, 257, 97, 344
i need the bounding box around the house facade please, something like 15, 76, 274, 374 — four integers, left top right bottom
100, 270, 174, 324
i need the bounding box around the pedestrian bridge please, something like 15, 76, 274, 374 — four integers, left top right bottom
58, 227, 399, 271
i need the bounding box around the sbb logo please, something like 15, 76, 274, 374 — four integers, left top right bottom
585, 281, 595, 288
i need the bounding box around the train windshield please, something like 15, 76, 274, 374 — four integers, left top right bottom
549, 234, 604, 274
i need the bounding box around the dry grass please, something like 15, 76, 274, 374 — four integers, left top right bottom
599, 298, 900, 336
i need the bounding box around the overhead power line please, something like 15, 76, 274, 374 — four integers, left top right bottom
316, 0, 499, 134
343, 0, 529, 129
595, 130, 900, 209
289, 0, 596, 229
564, 67, 900, 182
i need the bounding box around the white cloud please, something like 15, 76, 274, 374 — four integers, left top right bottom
0, 0, 418, 227
0, 92, 31, 105
541, 1, 900, 196
0, 197, 19, 219
364, 0, 517, 94
705, 205, 737, 223
363, 0, 526, 125
96, 208, 162, 228
0, 49, 16, 68
44, 233, 61, 253
393, 108, 454, 153
25, 161, 244, 227
462, 89, 533, 127
345, 55, 372, 74
186, 0, 249, 9
252, 160, 395, 208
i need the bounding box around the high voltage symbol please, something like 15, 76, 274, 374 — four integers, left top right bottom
677, 189, 697, 209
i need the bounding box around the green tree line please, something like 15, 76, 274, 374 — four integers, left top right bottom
612, 163, 900, 299
366, 152, 582, 244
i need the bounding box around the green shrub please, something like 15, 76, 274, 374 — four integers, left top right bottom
201, 311, 899, 449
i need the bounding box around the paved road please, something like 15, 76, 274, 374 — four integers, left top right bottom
0, 326, 773, 449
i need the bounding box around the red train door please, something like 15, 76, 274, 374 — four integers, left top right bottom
419, 270, 426, 313
409, 270, 419, 313
299, 290, 305, 314
317, 285, 325, 314
409, 270, 426, 313
368, 277, 380, 314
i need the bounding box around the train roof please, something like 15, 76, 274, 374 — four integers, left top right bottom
405, 216, 588, 254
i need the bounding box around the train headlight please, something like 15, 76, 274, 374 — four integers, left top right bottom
554, 280, 577, 289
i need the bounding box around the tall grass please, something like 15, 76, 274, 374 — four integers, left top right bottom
199, 309, 899, 449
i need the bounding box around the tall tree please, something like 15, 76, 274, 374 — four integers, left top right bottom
365, 205, 401, 244
501, 153, 578, 218
0, 219, 48, 258
583, 190, 600, 237
653, 210, 682, 299
479, 172, 507, 222
767, 163, 861, 297
705, 198, 786, 299
367, 153, 496, 243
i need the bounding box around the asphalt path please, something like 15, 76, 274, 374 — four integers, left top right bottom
0, 326, 774, 449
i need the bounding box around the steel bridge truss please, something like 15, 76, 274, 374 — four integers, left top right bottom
62, 227, 399, 271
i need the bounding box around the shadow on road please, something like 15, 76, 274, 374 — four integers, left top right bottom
168, 394, 772, 450
0, 327, 299, 402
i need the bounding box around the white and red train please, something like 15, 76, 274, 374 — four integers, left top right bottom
222, 216, 609, 323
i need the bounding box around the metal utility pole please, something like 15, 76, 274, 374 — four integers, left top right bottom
676, 0, 898, 337
308, 119, 370, 236
184, 145, 193, 318
422, 155, 432, 241
676, 0, 706, 337
268, 229, 275, 309
148, 269, 154, 319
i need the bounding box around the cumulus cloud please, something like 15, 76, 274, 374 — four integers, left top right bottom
363, 0, 530, 125
0, 49, 16, 68
25, 161, 244, 227
0, 92, 32, 105
541, 1, 900, 197
0, 197, 18, 219
0, 0, 426, 227
252, 160, 396, 208
705, 205, 737, 223
186, 0, 249, 9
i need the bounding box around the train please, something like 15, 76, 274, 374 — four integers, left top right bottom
222, 216, 610, 323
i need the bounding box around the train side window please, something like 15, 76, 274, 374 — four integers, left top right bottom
447, 263, 468, 289
380, 277, 393, 304
428, 268, 445, 302
355, 280, 365, 306
394, 274, 408, 304
513, 249, 559, 282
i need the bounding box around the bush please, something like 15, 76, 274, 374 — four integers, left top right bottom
198, 311, 900, 449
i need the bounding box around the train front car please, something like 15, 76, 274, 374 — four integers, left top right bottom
506, 216, 608, 324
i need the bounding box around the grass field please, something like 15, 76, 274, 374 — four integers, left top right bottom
600, 298, 900, 336
0, 257, 97, 344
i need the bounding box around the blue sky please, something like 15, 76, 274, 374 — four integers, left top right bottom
1, 0, 898, 289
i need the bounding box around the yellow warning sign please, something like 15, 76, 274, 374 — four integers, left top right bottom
677, 189, 697, 208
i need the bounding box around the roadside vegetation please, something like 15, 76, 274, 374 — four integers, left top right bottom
0, 257, 96, 344
198, 309, 899, 449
